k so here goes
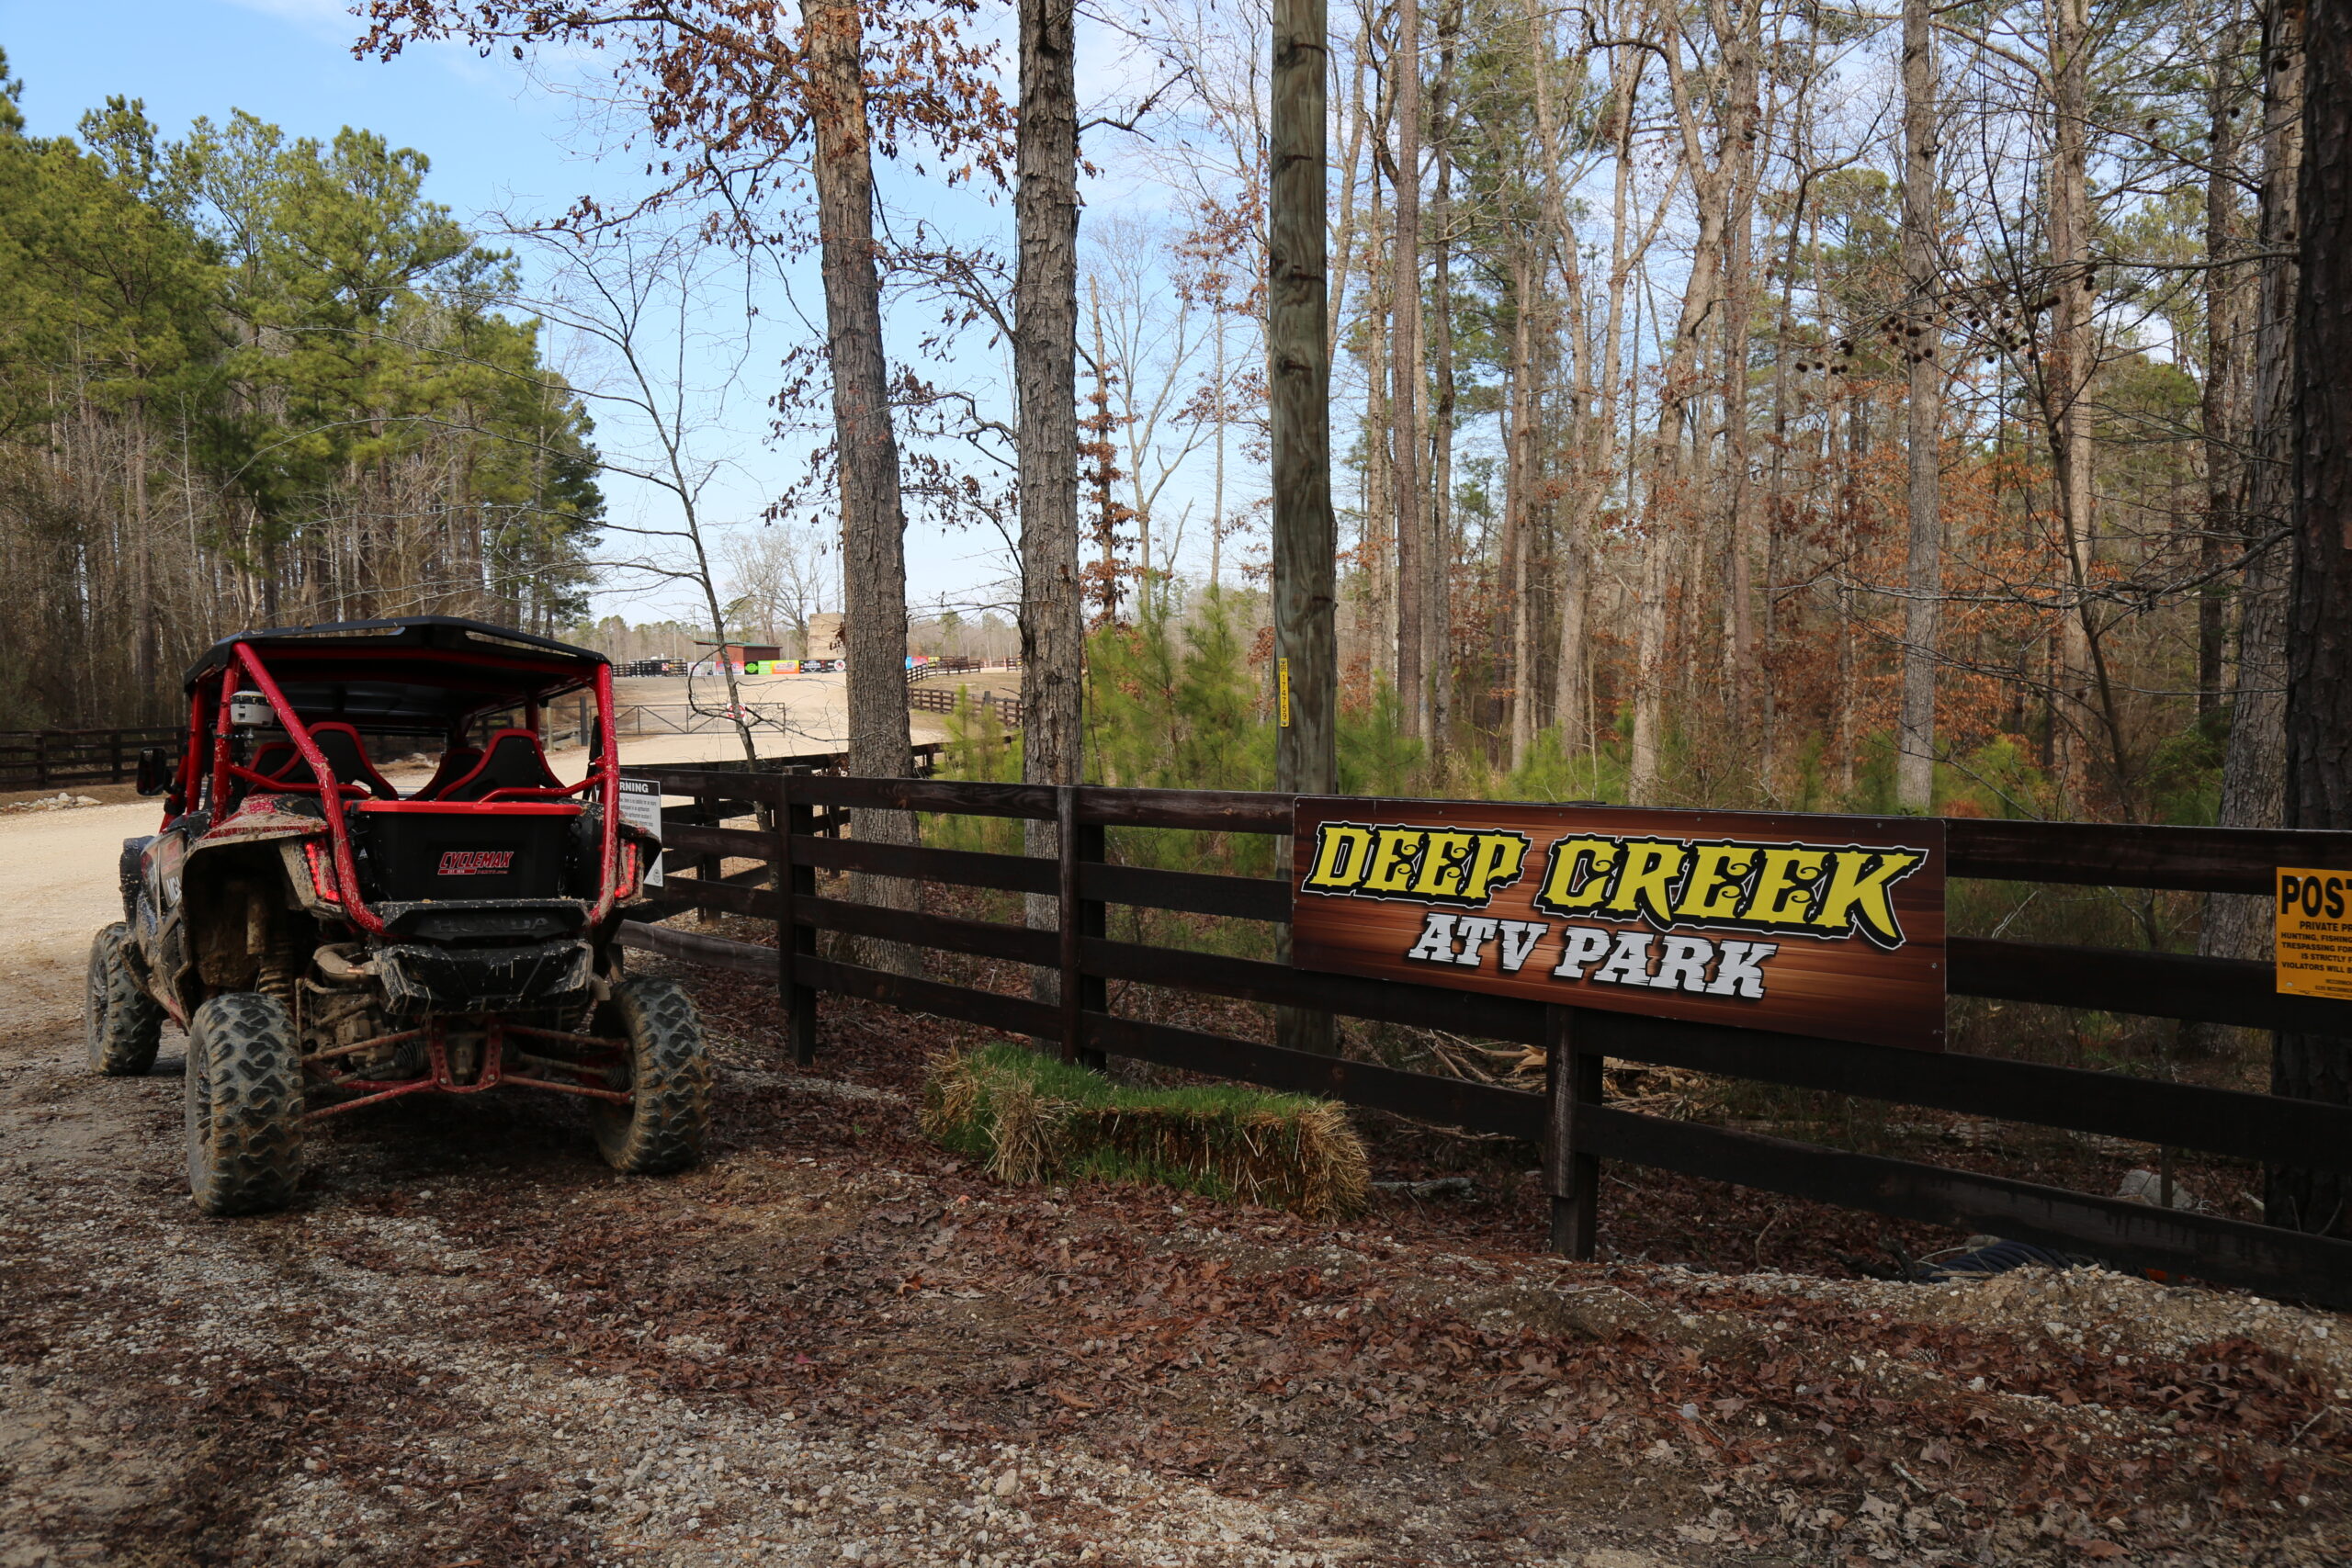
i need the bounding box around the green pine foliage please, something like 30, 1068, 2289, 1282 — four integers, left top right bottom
0, 79, 601, 727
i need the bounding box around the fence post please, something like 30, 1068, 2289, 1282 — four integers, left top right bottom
34, 731, 48, 790
782, 771, 819, 1066
1056, 785, 1085, 1065
110, 731, 124, 783
1545, 1006, 1602, 1259
1074, 807, 1108, 1073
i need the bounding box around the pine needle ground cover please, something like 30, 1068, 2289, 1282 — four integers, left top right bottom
920, 1043, 1369, 1219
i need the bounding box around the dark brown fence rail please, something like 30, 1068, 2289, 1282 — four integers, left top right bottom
908, 687, 1024, 726
0, 727, 182, 790
614, 766, 2352, 1307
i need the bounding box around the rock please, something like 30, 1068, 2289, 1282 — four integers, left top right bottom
2116, 1168, 2199, 1210
993, 1469, 1021, 1497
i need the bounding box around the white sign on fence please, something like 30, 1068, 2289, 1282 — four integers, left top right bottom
616, 776, 663, 887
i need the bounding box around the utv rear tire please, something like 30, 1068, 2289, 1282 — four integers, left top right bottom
593, 977, 709, 1175
185, 993, 304, 1216
86, 923, 163, 1077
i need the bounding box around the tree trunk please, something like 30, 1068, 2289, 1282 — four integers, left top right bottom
1426, 0, 1459, 760
1895, 0, 1942, 811
1632, 11, 1737, 800
1559, 39, 1639, 759
1211, 316, 1226, 592
1272, 0, 1338, 1054
2200, 14, 2251, 721
1718, 15, 1760, 761
1363, 167, 1393, 682
2206, 0, 2301, 975
2047, 0, 2101, 811
1507, 247, 1538, 770
2275, 0, 2352, 1237
805, 0, 918, 970
1389, 0, 1425, 739
1015, 0, 1083, 996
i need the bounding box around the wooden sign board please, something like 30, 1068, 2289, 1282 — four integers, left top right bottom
2277, 867, 2352, 1000
1291, 797, 1948, 1051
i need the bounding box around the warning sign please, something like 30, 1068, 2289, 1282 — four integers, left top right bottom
616, 776, 664, 888
2277, 867, 2352, 1000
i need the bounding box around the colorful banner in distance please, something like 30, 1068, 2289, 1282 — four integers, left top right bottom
1290, 797, 1949, 1051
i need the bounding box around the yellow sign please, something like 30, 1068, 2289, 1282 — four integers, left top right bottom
2277, 868, 2352, 1000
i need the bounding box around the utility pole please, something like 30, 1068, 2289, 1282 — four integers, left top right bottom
1272, 0, 1339, 1055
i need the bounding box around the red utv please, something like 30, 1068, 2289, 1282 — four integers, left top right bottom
85, 616, 707, 1215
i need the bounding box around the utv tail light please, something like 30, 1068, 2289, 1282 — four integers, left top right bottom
302, 841, 343, 904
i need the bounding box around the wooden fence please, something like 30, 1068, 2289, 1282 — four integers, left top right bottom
613, 767, 2352, 1307
0, 727, 183, 790
907, 687, 1024, 726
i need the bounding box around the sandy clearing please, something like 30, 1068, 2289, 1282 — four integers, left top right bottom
0, 797, 158, 1035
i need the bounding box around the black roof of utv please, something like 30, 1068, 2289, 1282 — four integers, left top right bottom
186, 616, 607, 735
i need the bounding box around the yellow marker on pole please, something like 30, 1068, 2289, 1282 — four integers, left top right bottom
1278, 658, 1292, 728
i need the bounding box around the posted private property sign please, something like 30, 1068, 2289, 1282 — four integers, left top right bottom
1290, 798, 1949, 1051
2276, 867, 2352, 1001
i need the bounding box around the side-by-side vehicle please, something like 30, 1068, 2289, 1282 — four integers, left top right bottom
85, 616, 706, 1214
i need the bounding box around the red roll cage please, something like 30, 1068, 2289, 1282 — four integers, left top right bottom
175, 635, 625, 937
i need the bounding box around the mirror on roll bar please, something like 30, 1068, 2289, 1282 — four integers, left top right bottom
134, 746, 175, 796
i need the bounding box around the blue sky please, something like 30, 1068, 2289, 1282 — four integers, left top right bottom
2, 0, 1057, 625
4, 1, 591, 229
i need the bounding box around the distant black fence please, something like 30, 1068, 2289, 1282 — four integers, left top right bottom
614, 766, 2352, 1309
0, 727, 182, 791
908, 687, 1024, 726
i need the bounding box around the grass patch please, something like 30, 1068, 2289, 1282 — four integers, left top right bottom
920, 1043, 1370, 1219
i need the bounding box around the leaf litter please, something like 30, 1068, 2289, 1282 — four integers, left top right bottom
0, 961, 2345, 1567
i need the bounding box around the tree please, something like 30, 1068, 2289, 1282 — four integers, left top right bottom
0, 78, 601, 728
504, 224, 765, 765
1390, 0, 1428, 739
2276, 0, 2352, 1236
802, 0, 922, 964
360, 0, 1010, 970
1015, 0, 1084, 998
1894, 0, 1943, 811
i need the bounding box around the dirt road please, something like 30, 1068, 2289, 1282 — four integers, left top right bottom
4, 734, 2349, 1563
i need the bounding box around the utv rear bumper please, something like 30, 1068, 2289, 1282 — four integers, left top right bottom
374, 936, 594, 1014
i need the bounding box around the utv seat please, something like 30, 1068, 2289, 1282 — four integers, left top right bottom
226, 740, 307, 808
305, 723, 401, 800
409, 744, 483, 801
434, 728, 564, 801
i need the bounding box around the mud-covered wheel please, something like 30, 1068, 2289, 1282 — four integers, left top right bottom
86, 923, 164, 1077
593, 976, 710, 1175
185, 992, 304, 1216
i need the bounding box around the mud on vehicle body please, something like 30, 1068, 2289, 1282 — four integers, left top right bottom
88, 615, 707, 1214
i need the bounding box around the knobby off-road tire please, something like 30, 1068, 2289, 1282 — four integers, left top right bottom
185, 992, 304, 1216
86, 923, 164, 1076
593, 976, 710, 1175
